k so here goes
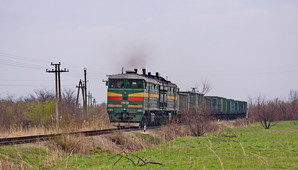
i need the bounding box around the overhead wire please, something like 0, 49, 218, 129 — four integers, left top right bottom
0, 52, 48, 70
0, 52, 109, 76
0, 51, 51, 63
0, 62, 44, 70
0, 84, 74, 87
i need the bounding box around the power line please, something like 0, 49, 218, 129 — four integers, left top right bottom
0, 58, 45, 67
0, 52, 51, 63
0, 79, 77, 82
0, 51, 109, 75
0, 84, 74, 87
0, 62, 44, 70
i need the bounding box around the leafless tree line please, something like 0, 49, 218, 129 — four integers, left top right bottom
248, 90, 298, 129
0, 89, 109, 133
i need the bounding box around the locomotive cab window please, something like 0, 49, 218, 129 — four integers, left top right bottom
109, 79, 124, 88
127, 79, 144, 88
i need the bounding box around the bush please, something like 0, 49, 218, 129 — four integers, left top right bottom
179, 110, 218, 136
50, 134, 91, 154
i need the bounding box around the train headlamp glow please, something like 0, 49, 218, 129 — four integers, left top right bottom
137, 109, 143, 112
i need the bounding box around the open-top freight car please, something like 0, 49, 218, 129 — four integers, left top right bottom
205, 96, 247, 119
177, 93, 247, 119
106, 69, 247, 127
178, 91, 205, 112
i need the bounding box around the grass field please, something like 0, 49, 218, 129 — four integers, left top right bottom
0, 121, 297, 169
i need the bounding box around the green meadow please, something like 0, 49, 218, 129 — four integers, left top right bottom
0, 121, 297, 169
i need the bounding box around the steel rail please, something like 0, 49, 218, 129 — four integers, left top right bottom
0, 127, 142, 146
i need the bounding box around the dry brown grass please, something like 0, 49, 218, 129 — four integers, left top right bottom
217, 120, 236, 129
0, 142, 77, 169
0, 158, 21, 169
0, 152, 23, 169
43, 129, 162, 155
217, 118, 250, 130
48, 134, 92, 154
0, 117, 113, 138
89, 131, 160, 154
159, 123, 190, 140
0, 124, 54, 138
234, 118, 251, 127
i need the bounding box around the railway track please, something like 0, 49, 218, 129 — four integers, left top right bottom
0, 127, 143, 146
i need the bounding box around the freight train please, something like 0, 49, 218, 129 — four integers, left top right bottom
106, 69, 247, 127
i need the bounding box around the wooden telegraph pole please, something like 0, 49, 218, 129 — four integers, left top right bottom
75, 68, 88, 115
46, 62, 69, 126
83, 68, 87, 114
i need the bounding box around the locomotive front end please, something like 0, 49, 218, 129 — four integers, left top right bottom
107, 74, 145, 125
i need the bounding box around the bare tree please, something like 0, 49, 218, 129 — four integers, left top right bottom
249, 95, 283, 129
24, 89, 55, 103
195, 79, 213, 95
61, 89, 77, 116
288, 90, 298, 120
187, 111, 211, 136
176, 105, 214, 136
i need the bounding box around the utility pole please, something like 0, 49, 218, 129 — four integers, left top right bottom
87, 91, 90, 107
76, 69, 88, 115
46, 62, 69, 126
83, 68, 87, 114
92, 98, 96, 106
76, 79, 85, 106
87, 91, 93, 107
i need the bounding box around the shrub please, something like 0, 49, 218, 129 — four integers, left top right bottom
50, 134, 91, 154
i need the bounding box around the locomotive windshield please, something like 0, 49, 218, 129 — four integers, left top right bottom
109, 79, 124, 88
127, 79, 143, 88
108, 79, 144, 88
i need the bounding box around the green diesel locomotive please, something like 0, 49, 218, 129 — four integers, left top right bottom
107, 69, 178, 127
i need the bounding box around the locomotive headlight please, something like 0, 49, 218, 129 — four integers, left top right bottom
137, 109, 143, 112
107, 108, 113, 111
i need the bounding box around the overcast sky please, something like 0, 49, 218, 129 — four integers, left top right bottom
0, 0, 297, 103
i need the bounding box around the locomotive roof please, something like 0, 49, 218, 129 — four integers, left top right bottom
108, 72, 177, 88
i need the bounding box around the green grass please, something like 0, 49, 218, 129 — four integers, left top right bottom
133, 132, 162, 144
0, 121, 297, 169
